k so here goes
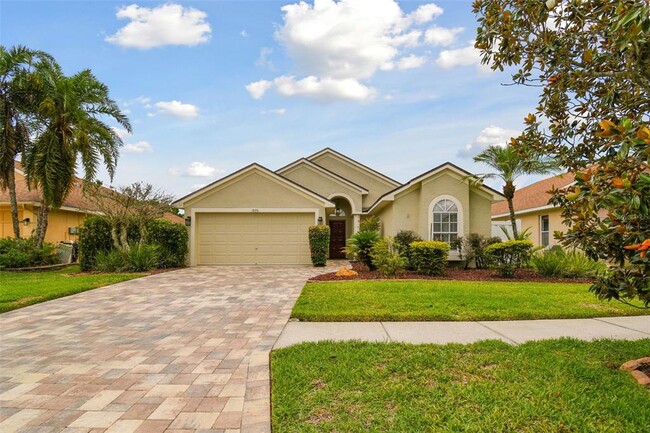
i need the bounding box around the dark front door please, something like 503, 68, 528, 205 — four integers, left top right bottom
329, 220, 346, 259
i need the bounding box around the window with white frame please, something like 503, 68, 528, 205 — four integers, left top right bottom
540, 215, 550, 247
431, 199, 459, 244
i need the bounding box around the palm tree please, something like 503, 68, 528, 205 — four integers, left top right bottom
24, 63, 131, 246
0, 45, 53, 238
473, 145, 557, 239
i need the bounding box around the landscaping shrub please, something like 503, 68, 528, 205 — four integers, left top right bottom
146, 219, 189, 267
484, 240, 534, 278
532, 248, 606, 278
370, 237, 407, 277
345, 230, 380, 270
125, 243, 161, 272
394, 230, 422, 270
410, 241, 450, 276
79, 216, 113, 271
453, 233, 502, 270
95, 248, 128, 273
309, 225, 330, 266
359, 216, 381, 233
0, 237, 58, 269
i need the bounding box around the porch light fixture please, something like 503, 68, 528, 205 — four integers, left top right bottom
317, 216, 323, 225
335, 207, 342, 216
184, 216, 191, 227
20, 218, 30, 226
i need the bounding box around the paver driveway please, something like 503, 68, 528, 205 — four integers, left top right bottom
0, 264, 340, 433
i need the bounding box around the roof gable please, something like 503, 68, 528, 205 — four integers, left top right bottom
173, 163, 335, 208
306, 148, 401, 188
276, 158, 369, 194
368, 162, 504, 213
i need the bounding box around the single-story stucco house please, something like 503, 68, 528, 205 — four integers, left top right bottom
173, 148, 503, 266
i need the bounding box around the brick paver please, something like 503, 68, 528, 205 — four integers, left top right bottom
0, 263, 341, 433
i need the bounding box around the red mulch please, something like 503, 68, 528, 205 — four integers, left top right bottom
310, 262, 594, 284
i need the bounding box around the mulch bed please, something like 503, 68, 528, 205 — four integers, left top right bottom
310, 262, 594, 284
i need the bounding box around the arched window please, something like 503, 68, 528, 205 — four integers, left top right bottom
431, 199, 459, 244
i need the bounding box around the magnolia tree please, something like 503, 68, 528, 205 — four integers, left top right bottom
473, 0, 650, 306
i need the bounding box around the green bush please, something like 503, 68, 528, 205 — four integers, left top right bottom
0, 237, 58, 269
146, 219, 188, 267
394, 230, 422, 270
484, 240, 534, 278
359, 216, 381, 233
532, 248, 606, 278
345, 230, 380, 270
309, 225, 330, 266
453, 233, 502, 270
95, 248, 128, 272
79, 216, 113, 271
410, 241, 450, 276
370, 237, 407, 277
125, 243, 160, 272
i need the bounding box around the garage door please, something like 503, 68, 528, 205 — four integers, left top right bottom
196, 212, 313, 265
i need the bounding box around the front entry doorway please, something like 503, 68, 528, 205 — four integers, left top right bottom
329, 220, 346, 259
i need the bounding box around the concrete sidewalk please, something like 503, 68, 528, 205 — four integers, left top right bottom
274, 315, 650, 348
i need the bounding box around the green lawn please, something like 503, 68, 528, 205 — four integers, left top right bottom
272, 339, 650, 433
292, 280, 649, 321
0, 265, 144, 313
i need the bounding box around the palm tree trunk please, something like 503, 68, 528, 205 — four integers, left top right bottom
503, 181, 519, 239
7, 165, 21, 239
34, 204, 49, 248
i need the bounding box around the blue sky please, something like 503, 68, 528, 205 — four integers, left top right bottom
2, 0, 542, 198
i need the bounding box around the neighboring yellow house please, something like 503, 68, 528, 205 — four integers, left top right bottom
0, 163, 99, 244
491, 173, 575, 248
173, 148, 504, 266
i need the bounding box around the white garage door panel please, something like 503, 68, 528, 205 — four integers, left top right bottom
197, 213, 313, 265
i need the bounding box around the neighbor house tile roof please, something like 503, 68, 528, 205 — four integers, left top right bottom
1, 162, 103, 213
491, 172, 575, 216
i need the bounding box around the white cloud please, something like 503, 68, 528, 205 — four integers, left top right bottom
111, 126, 131, 140
155, 100, 199, 117
457, 126, 520, 158
106, 3, 211, 49
246, 80, 273, 99
396, 54, 426, 70
240, 30, 249, 37
436, 41, 487, 70
262, 108, 286, 115
407, 3, 443, 24
256, 47, 274, 69
185, 161, 219, 177
246, 0, 443, 102
122, 140, 153, 153
168, 168, 181, 176
274, 76, 376, 102
424, 26, 463, 46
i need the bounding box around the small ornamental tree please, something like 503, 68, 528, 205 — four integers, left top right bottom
473, 0, 650, 306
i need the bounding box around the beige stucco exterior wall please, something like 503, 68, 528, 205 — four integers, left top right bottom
493, 207, 564, 247
280, 164, 363, 213
469, 190, 493, 237
373, 170, 496, 258
310, 153, 396, 208
1, 204, 86, 243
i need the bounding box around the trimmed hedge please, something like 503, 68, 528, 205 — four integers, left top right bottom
410, 241, 450, 276
309, 225, 330, 266
370, 237, 407, 277
146, 219, 189, 267
0, 237, 58, 269
79, 216, 113, 271
484, 240, 534, 278
79, 216, 189, 271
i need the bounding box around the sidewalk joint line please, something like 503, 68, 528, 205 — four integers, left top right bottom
593, 318, 650, 336
476, 322, 519, 345
379, 322, 392, 343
